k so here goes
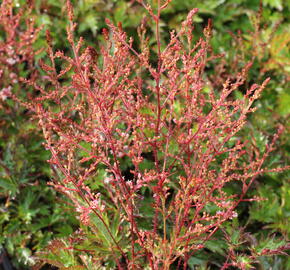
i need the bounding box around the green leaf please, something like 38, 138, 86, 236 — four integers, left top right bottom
204, 239, 226, 255
254, 237, 286, 255
263, 0, 283, 11
89, 212, 114, 246
0, 177, 17, 194
277, 92, 290, 116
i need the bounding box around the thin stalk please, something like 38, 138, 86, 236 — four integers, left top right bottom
155, 0, 162, 135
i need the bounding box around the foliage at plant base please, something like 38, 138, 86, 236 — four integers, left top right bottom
0, 1, 76, 268
0, 0, 289, 269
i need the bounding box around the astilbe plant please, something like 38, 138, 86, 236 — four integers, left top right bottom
24, 1, 288, 269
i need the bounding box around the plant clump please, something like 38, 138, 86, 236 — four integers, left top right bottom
6, 0, 289, 269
